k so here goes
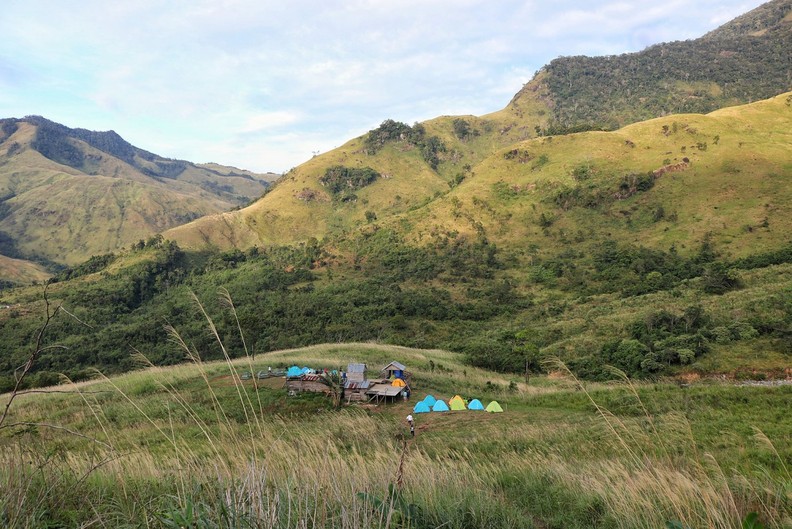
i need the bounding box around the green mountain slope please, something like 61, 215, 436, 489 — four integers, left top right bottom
404, 93, 792, 260
516, 0, 792, 132
167, 0, 791, 252
0, 117, 278, 271
2, 93, 791, 389
2, 3, 792, 388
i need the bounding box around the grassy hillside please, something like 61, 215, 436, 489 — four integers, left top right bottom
1, 95, 791, 391
1, 343, 789, 528
404, 92, 792, 258
0, 117, 276, 271
168, 1, 791, 253
167, 92, 792, 267
0, 254, 49, 286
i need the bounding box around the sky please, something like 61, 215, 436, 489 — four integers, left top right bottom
0, 0, 766, 173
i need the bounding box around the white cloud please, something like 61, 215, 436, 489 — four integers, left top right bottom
0, 0, 769, 172
240, 111, 302, 134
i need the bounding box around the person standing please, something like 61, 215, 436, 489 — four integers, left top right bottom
406, 414, 414, 437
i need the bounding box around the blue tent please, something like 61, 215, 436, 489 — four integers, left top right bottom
301, 366, 312, 374
432, 400, 449, 412
423, 394, 437, 406
286, 366, 302, 378
413, 401, 431, 413
468, 399, 485, 411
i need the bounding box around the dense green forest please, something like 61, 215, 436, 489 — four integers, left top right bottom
531, 0, 792, 132
2, 227, 791, 392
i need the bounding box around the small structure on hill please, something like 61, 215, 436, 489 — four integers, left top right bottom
284, 360, 411, 405
380, 361, 407, 380
366, 382, 406, 404
344, 379, 371, 403
365, 359, 411, 404
347, 362, 367, 382
287, 374, 332, 395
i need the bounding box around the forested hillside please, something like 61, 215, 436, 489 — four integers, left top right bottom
2, 2, 791, 390
517, 0, 792, 132
2, 93, 791, 391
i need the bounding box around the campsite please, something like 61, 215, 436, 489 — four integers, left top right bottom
2, 342, 788, 528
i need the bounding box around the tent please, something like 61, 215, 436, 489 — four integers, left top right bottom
413, 401, 431, 413
468, 399, 485, 411
391, 378, 406, 387
486, 401, 504, 413
449, 398, 466, 411
449, 394, 464, 403
286, 366, 302, 378
301, 367, 313, 374
422, 394, 437, 406
431, 400, 450, 412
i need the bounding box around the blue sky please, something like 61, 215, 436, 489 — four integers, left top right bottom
0, 0, 765, 173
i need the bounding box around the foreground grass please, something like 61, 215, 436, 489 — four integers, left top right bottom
1, 343, 790, 528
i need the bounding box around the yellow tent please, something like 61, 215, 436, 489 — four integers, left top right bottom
449, 394, 464, 404
391, 378, 406, 387
449, 398, 466, 411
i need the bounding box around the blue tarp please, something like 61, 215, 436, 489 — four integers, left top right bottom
286, 366, 302, 378
432, 400, 449, 412
423, 394, 437, 406
468, 399, 484, 410
413, 401, 431, 413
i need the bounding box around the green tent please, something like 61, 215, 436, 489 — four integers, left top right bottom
486, 401, 503, 413
449, 398, 466, 411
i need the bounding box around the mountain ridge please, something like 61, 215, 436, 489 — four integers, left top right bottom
165, 0, 792, 253
0, 117, 279, 272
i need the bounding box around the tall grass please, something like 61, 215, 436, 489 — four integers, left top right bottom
1, 293, 789, 528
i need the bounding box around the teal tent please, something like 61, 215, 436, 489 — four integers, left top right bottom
301, 366, 312, 374
286, 366, 302, 378
423, 394, 437, 406
413, 401, 431, 413
468, 399, 484, 411
432, 400, 449, 412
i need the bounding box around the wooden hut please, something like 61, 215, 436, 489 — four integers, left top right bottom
380, 361, 409, 381
346, 362, 367, 383
344, 379, 371, 403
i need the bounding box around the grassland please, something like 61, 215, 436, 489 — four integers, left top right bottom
1, 343, 789, 528
0, 119, 274, 270
166, 92, 792, 270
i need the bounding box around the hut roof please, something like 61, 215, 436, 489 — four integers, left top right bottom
382, 361, 406, 371
347, 363, 366, 373
366, 384, 404, 397
344, 379, 371, 390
